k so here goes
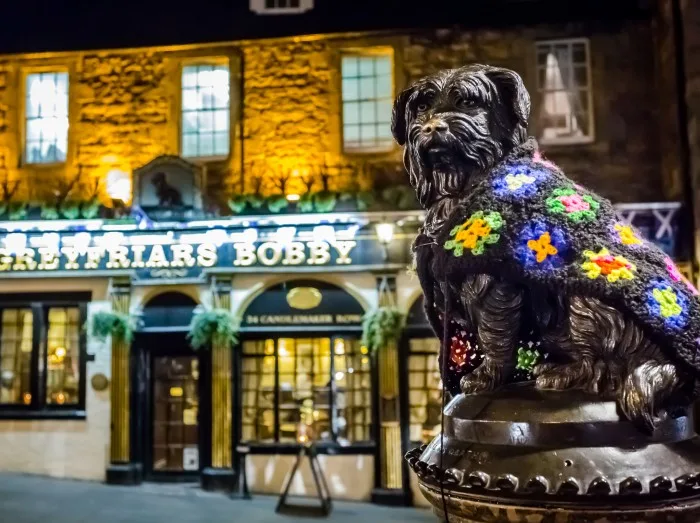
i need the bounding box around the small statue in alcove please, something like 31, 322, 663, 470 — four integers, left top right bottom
391, 64, 700, 432
151, 171, 184, 207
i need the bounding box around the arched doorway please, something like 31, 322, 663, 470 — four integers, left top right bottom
237, 279, 372, 449
133, 291, 206, 481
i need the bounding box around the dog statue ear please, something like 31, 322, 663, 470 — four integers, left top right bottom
391, 86, 415, 146
485, 68, 531, 126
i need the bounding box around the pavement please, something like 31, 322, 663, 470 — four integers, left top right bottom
0, 473, 436, 523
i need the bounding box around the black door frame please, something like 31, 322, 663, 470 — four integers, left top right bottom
133, 330, 211, 483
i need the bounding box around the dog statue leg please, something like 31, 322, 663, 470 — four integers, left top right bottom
460, 276, 522, 394
619, 361, 681, 432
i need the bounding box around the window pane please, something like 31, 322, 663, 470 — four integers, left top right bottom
46, 307, 80, 405
535, 40, 592, 142
25, 72, 69, 164
181, 63, 230, 158
0, 308, 33, 405
341, 52, 394, 152
408, 337, 442, 444
241, 336, 372, 445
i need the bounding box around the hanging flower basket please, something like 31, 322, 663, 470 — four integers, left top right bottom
187, 308, 239, 350
361, 306, 406, 353
88, 311, 137, 345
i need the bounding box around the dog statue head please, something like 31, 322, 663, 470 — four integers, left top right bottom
392, 65, 531, 208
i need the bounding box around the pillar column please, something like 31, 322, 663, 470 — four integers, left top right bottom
371, 274, 410, 506
106, 279, 141, 485
201, 277, 235, 491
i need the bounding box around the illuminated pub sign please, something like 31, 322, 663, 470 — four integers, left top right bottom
241, 279, 365, 330
0, 223, 405, 281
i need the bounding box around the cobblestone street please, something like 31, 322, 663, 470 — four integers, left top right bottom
0, 473, 434, 523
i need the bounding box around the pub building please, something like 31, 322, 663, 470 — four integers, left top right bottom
0, 0, 694, 508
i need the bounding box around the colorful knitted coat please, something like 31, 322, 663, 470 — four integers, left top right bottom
415, 140, 700, 395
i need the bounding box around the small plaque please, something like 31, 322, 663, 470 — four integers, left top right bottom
91, 373, 109, 391
183, 447, 199, 471
183, 408, 197, 426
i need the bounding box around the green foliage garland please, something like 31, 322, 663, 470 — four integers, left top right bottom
61, 200, 81, 220
89, 311, 135, 345
41, 205, 60, 220
246, 194, 265, 210
267, 194, 289, 213
356, 191, 375, 211
361, 307, 406, 353
8, 202, 27, 220
228, 195, 247, 214
297, 193, 314, 213
81, 199, 101, 219
187, 308, 239, 350
313, 190, 337, 213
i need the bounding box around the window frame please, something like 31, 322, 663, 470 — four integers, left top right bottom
339, 47, 396, 156
21, 66, 71, 167
0, 293, 89, 420
534, 37, 595, 146
237, 332, 376, 454
179, 57, 232, 163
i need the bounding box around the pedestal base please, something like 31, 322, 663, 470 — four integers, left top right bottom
419, 483, 700, 523
408, 387, 700, 522
201, 467, 235, 491
106, 463, 142, 485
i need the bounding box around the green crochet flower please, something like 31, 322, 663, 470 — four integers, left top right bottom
546, 188, 599, 222
516, 347, 540, 371
444, 211, 503, 257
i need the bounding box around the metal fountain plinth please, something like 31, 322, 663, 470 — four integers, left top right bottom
407, 386, 700, 522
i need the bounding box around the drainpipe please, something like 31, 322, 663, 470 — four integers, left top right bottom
671, 0, 697, 277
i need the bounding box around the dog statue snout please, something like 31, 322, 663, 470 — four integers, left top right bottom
421, 118, 449, 136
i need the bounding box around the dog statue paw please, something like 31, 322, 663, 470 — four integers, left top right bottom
391, 64, 700, 431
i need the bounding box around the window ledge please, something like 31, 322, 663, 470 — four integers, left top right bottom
0, 409, 86, 421
240, 442, 375, 455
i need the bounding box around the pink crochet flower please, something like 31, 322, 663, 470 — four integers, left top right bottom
665, 257, 683, 283
559, 194, 591, 213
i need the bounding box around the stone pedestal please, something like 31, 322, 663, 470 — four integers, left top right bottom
408, 386, 700, 522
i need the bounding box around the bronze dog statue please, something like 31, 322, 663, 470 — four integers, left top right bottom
392, 64, 700, 431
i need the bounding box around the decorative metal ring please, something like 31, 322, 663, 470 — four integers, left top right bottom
444, 415, 694, 447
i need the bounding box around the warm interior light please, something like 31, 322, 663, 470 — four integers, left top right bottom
56, 392, 66, 405
54, 347, 66, 359
286, 194, 300, 202
375, 222, 395, 245
106, 169, 132, 203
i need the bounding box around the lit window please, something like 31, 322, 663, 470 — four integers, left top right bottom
181, 64, 230, 158
250, 0, 313, 14
0, 300, 86, 414
341, 53, 394, 153
536, 39, 594, 144
241, 337, 372, 444
25, 72, 69, 164
407, 337, 442, 444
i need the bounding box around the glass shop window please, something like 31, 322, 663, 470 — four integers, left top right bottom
408, 337, 442, 444
341, 52, 394, 153
181, 63, 230, 159
25, 71, 69, 164
241, 337, 372, 445
0, 303, 85, 413
536, 39, 594, 145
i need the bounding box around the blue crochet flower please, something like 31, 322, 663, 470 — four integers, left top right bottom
493, 165, 549, 199
646, 278, 689, 331
514, 221, 569, 270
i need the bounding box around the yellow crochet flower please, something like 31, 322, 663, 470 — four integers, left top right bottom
652, 287, 683, 319
614, 224, 643, 246
504, 173, 536, 191
581, 248, 635, 282
527, 232, 558, 263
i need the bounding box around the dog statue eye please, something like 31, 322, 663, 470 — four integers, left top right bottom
417, 103, 428, 112
456, 97, 475, 108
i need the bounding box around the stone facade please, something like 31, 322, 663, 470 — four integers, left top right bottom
0, 20, 671, 207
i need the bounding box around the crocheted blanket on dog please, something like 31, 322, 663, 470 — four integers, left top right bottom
434, 148, 700, 383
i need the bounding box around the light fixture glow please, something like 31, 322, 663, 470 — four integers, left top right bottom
375, 222, 395, 245
286, 194, 300, 202
106, 169, 131, 203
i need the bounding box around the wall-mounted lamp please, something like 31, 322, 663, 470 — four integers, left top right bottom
375, 222, 395, 261
106, 169, 132, 204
